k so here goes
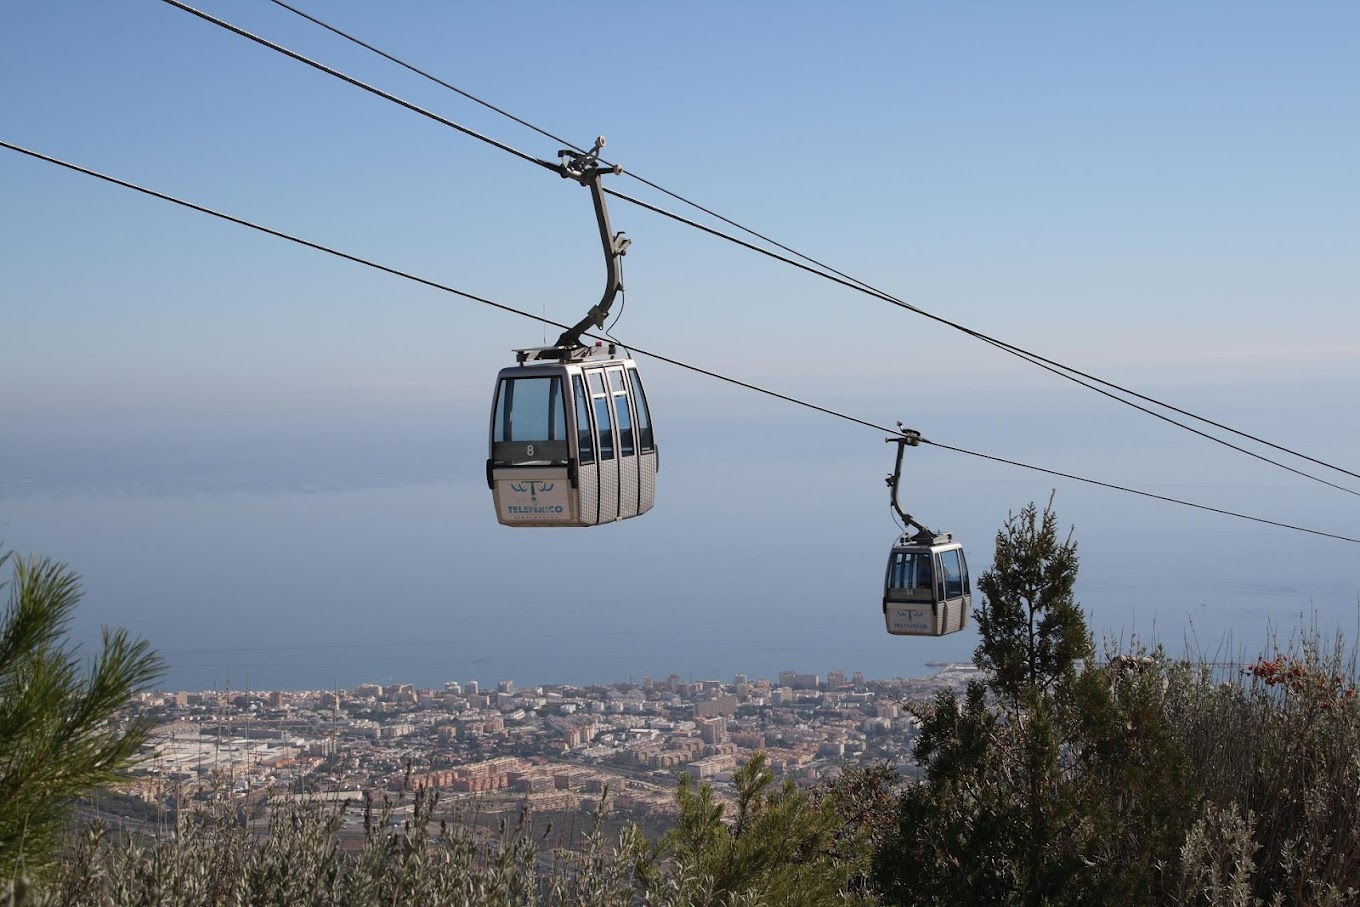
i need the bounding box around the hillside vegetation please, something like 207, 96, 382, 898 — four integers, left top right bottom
4, 505, 1359, 906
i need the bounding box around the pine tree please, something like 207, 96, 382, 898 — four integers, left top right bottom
973, 499, 1089, 905
665, 752, 874, 905
872, 498, 1094, 907
973, 497, 1087, 700
0, 548, 164, 878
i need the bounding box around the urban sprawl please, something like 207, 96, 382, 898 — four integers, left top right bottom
124, 666, 979, 826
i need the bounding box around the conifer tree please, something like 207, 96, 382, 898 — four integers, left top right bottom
973, 497, 1087, 700
666, 751, 874, 905
872, 498, 1094, 907
0, 548, 164, 878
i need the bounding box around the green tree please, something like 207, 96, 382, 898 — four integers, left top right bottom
0, 548, 164, 878
665, 751, 872, 906
972, 499, 1090, 904
873, 500, 1099, 906
872, 500, 1200, 906
972, 497, 1086, 700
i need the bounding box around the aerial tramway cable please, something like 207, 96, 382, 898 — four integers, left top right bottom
250, 0, 1360, 491
3, 138, 1356, 545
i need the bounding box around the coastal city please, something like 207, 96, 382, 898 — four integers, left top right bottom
118, 665, 981, 830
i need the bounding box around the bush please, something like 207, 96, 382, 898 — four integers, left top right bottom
9, 788, 678, 907
870, 500, 1360, 907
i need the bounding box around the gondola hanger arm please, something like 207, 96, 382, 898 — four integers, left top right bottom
887, 424, 937, 541
552, 136, 630, 350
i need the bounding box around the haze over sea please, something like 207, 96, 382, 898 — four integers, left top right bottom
3, 4, 1357, 693
4, 370, 1357, 694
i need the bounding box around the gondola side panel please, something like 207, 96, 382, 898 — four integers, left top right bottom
952, 594, 971, 633
638, 451, 657, 515
619, 455, 641, 518
578, 462, 601, 526
492, 468, 578, 526
884, 604, 942, 636
598, 458, 620, 523
883, 598, 969, 636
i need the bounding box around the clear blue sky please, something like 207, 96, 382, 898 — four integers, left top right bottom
2, 2, 1358, 689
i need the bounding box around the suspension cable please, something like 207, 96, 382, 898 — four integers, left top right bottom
4, 139, 1355, 544
264, 0, 584, 156
254, 0, 1360, 489
605, 187, 1360, 498
158, 0, 556, 174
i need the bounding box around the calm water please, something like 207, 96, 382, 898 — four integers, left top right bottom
3, 388, 1357, 692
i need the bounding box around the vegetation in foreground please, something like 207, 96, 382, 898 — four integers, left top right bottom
5, 505, 1360, 905
3, 755, 878, 907
871, 501, 1360, 907
0, 548, 163, 880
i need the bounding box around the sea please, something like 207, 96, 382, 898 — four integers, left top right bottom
3, 383, 1357, 693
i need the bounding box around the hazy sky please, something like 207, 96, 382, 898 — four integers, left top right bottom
2, 2, 1357, 690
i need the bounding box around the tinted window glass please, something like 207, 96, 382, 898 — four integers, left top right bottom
627, 369, 654, 452
613, 394, 634, 456
492, 380, 509, 443
886, 551, 934, 599
492, 376, 564, 442
593, 396, 615, 460
959, 550, 970, 594
491, 376, 568, 464
939, 549, 964, 599
572, 375, 594, 464
608, 368, 626, 392
586, 370, 605, 395
887, 552, 900, 587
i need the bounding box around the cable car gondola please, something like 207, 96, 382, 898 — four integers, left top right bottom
488, 342, 657, 526
881, 428, 971, 636
486, 138, 658, 527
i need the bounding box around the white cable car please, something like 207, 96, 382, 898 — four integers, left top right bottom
883, 534, 972, 636
881, 428, 972, 636
487, 343, 657, 526
485, 137, 658, 527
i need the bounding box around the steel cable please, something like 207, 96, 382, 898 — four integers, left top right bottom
4, 138, 1355, 544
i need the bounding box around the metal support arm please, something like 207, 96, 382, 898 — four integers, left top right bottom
553, 136, 630, 350
886, 426, 936, 541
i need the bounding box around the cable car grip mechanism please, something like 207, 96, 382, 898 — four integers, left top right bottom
886, 425, 937, 543
551, 136, 631, 351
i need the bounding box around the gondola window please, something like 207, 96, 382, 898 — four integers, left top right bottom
627, 369, 655, 453
491, 376, 568, 465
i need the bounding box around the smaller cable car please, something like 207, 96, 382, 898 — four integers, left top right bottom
488, 343, 657, 527
883, 532, 971, 636
485, 137, 658, 527
881, 428, 972, 636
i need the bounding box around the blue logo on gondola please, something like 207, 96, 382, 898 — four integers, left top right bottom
510, 480, 555, 502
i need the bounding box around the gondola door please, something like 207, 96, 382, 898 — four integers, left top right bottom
584, 368, 620, 523
607, 366, 640, 518
936, 546, 971, 635
627, 366, 657, 515
570, 372, 600, 525
488, 371, 576, 526
883, 547, 940, 636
